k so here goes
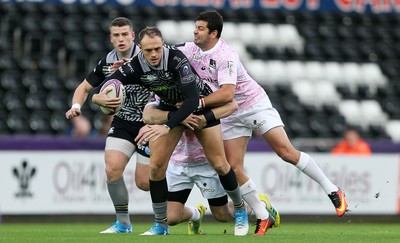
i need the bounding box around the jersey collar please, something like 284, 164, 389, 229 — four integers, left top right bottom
200, 39, 222, 56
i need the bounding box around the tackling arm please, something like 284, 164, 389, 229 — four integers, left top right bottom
202, 84, 236, 108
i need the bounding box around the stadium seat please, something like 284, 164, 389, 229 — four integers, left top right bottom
67, 51, 90, 78
43, 32, 65, 55
157, 20, 180, 44
286, 112, 313, 138
257, 23, 278, 48
337, 100, 362, 126
179, 20, 196, 42
29, 111, 54, 135
309, 113, 334, 137
315, 81, 341, 106
291, 80, 316, 106
328, 113, 347, 136
276, 24, 303, 53
7, 109, 31, 134
65, 33, 86, 52
359, 100, 388, 127
50, 111, 70, 134
324, 62, 344, 85
265, 60, 288, 84
360, 63, 387, 89
46, 91, 67, 111
286, 61, 306, 81
229, 41, 250, 62
305, 61, 325, 81
25, 92, 47, 110
23, 32, 44, 57
22, 70, 44, 92
41, 14, 63, 32
385, 120, 400, 142
245, 60, 268, 85
42, 71, 63, 91
0, 70, 22, 91
380, 96, 400, 119
342, 62, 362, 89
62, 14, 84, 33
238, 23, 259, 45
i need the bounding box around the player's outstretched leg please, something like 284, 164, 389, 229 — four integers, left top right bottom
328, 189, 348, 217
188, 204, 207, 235
100, 220, 132, 234
258, 193, 281, 228
140, 221, 169, 236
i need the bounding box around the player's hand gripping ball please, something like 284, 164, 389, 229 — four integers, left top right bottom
99, 79, 125, 115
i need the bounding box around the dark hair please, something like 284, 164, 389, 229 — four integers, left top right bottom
109, 17, 134, 31
138, 26, 164, 43
196, 11, 223, 38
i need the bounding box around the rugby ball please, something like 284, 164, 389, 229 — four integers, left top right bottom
99, 79, 125, 115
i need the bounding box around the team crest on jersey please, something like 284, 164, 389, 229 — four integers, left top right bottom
173, 56, 182, 63
209, 59, 216, 70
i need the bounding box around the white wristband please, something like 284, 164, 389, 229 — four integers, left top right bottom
71, 103, 81, 110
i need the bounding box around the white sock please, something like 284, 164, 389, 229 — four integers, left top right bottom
240, 179, 269, 220
296, 152, 338, 194
187, 206, 200, 221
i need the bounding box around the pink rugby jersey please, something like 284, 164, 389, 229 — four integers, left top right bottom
177, 39, 272, 113
170, 130, 208, 166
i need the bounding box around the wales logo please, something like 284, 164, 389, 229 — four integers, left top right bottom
12, 160, 37, 198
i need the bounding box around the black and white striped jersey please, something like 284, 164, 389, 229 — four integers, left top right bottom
86, 44, 151, 122
107, 45, 213, 129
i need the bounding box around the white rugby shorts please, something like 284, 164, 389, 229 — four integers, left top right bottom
105, 137, 150, 165
167, 162, 226, 199
221, 97, 284, 140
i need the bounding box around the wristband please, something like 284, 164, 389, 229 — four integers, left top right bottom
163, 124, 171, 131
203, 110, 216, 123
71, 103, 81, 110
197, 97, 205, 109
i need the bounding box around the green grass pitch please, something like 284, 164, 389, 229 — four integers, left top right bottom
0, 222, 399, 243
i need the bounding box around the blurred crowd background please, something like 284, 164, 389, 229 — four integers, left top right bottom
1, 1, 400, 152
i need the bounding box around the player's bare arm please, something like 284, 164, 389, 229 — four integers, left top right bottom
65, 80, 94, 119
202, 84, 236, 108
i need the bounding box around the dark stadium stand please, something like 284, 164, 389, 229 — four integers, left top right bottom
1, 2, 400, 151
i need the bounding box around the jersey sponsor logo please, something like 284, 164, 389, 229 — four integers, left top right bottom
142, 74, 158, 81
252, 119, 266, 131
191, 54, 202, 61
198, 183, 215, 193
227, 60, 234, 76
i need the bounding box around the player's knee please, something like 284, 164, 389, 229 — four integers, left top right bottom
210, 161, 230, 175
105, 165, 123, 181
276, 147, 298, 164
135, 178, 149, 191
